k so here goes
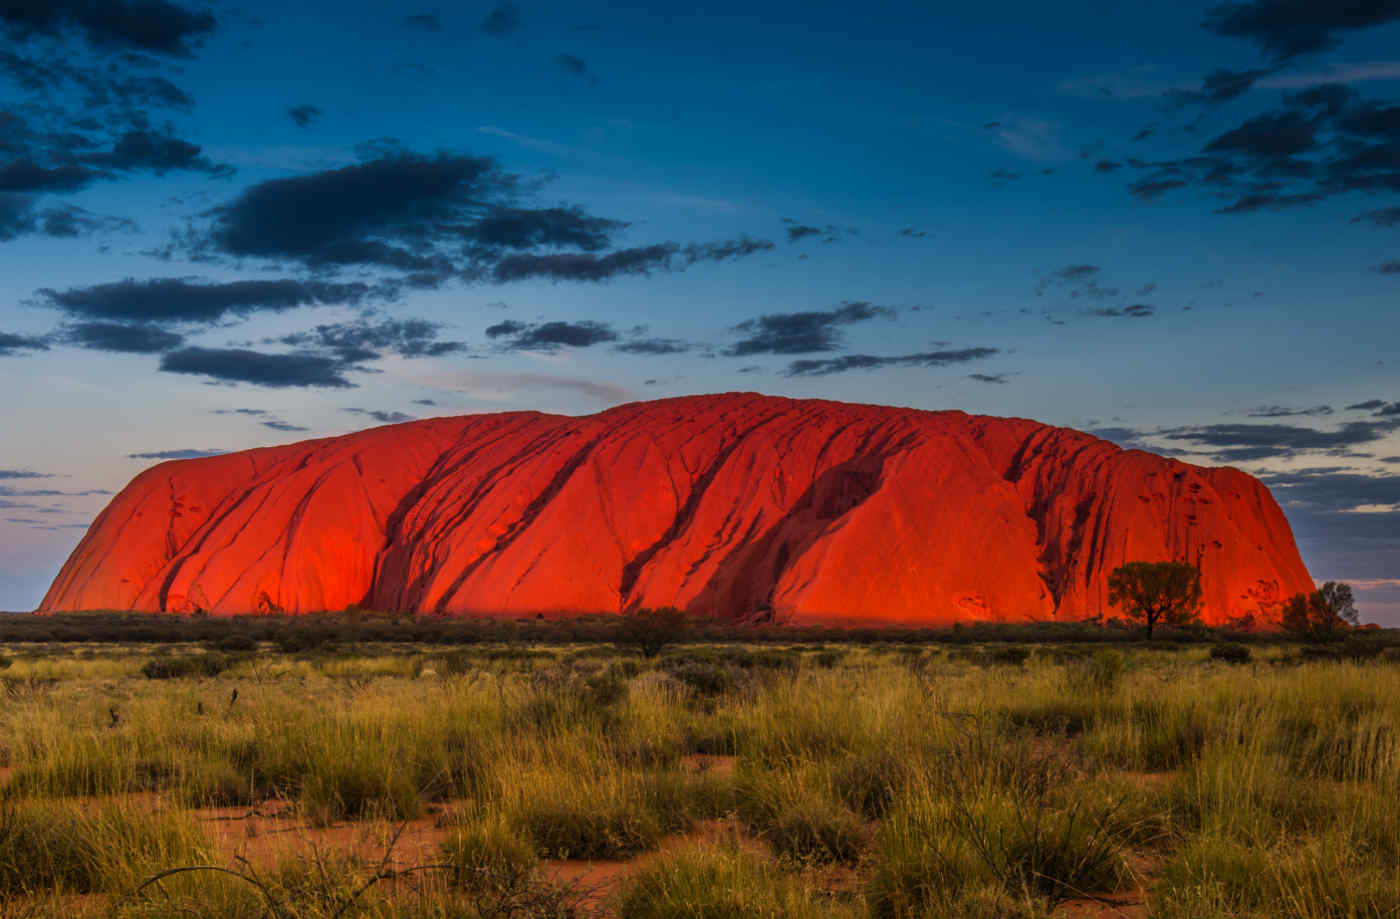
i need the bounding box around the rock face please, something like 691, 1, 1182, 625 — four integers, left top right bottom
41, 393, 1313, 625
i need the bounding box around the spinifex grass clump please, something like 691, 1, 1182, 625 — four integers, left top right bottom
0, 800, 210, 897
614, 843, 859, 919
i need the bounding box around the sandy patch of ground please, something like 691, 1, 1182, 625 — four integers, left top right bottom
194, 803, 453, 873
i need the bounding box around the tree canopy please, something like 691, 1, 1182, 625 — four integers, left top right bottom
1282, 581, 1358, 639
1106, 561, 1203, 638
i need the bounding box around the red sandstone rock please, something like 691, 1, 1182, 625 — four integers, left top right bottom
40, 393, 1314, 625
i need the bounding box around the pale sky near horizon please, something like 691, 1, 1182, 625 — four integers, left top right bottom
2, 0, 1399, 621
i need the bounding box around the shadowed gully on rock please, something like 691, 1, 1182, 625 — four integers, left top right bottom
40, 393, 1313, 625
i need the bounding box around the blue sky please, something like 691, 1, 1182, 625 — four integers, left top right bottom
2, 0, 1399, 620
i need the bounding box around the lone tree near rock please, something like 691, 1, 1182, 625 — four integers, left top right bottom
618, 606, 688, 658
1107, 561, 1203, 639
1281, 581, 1358, 640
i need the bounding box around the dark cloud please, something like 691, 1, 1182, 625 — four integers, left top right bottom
968, 373, 1009, 384
1375, 260, 1400, 274
556, 54, 596, 83
1087, 427, 1163, 452
187, 150, 770, 287
492, 244, 677, 282
1347, 399, 1388, 411
682, 237, 775, 263
614, 338, 692, 355
1128, 176, 1189, 201
726, 301, 896, 356
159, 347, 355, 388
0, 469, 49, 479
785, 347, 999, 377
126, 448, 226, 460
1256, 467, 1400, 576
343, 408, 415, 424
1216, 191, 1328, 213
203, 152, 507, 273
288, 105, 322, 128
1354, 206, 1400, 227
1205, 111, 1318, 159
1095, 160, 1122, 173
1110, 76, 1400, 212
401, 13, 442, 31
1157, 420, 1400, 461
1036, 264, 1121, 300
899, 227, 928, 238
0, 160, 99, 193
1092, 304, 1155, 318
484, 320, 527, 338
1247, 404, 1334, 417
0, 193, 132, 241
0, 330, 48, 356
38, 278, 374, 323
1168, 67, 1273, 105
785, 224, 822, 242
277, 316, 466, 362
488, 320, 618, 351
82, 130, 231, 176
469, 206, 623, 252
480, 3, 520, 36
0, 0, 217, 57
1202, 0, 1400, 62
412, 398, 436, 406
213, 408, 306, 432
60, 321, 183, 353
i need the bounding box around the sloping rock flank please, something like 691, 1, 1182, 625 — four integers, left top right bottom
41, 394, 1313, 625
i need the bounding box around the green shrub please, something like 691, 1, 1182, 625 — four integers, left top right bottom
736, 772, 866, 864
667, 662, 734, 697
833, 749, 909, 819
615, 844, 850, 919
0, 802, 207, 896
1209, 643, 1251, 665
985, 645, 1030, 667
140, 653, 228, 680
208, 634, 257, 653
618, 607, 688, 658
1065, 649, 1127, 695
442, 818, 539, 892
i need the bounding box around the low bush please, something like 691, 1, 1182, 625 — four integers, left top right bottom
207, 634, 257, 653
1065, 649, 1128, 695
1209, 643, 1251, 665
442, 817, 539, 892
985, 645, 1031, 667
0, 801, 207, 896
736, 771, 866, 864
140, 653, 228, 680
614, 844, 852, 919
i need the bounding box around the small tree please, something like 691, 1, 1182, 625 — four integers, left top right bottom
1106, 561, 1202, 639
1281, 581, 1358, 640
618, 606, 688, 658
